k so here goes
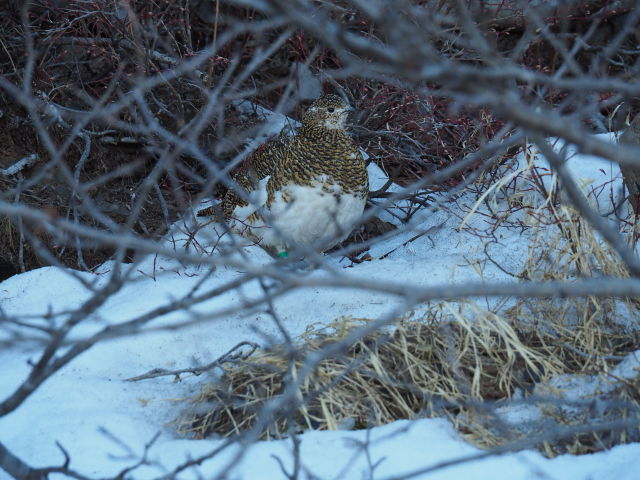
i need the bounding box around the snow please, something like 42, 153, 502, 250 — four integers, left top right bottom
2, 134, 639, 479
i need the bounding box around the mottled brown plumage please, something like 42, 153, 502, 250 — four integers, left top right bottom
198, 94, 369, 255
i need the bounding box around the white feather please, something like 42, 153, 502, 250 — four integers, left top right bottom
231, 181, 365, 252
231, 175, 270, 219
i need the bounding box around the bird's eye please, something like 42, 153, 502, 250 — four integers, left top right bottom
327, 107, 335, 113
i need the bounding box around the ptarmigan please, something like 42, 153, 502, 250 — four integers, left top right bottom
198, 94, 369, 257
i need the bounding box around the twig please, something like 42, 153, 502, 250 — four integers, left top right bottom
377, 220, 446, 260
124, 341, 260, 381
0, 154, 38, 176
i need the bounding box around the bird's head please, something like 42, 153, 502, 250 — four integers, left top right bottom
302, 94, 352, 130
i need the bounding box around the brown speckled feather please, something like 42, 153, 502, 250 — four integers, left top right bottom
198, 95, 367, 218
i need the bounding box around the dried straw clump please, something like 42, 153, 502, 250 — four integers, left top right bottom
177, 313, 558, 441
515, 201, 639, 372
457, 169, 640, 454
177, 278, 639, 455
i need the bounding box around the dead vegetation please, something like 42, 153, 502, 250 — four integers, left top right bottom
3, 1, 636, 277
178, 300, 639, 456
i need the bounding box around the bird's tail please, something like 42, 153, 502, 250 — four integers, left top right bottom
196, 205, 218, 217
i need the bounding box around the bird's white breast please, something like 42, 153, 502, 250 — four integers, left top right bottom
232, 180, 366, 253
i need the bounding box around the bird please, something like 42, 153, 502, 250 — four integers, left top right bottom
197, 94, 369, 258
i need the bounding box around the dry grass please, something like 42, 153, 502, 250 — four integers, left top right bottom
178, 315, 546, 439
177, 291, 639, 453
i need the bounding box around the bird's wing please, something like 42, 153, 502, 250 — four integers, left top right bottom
223, 135, 291, 217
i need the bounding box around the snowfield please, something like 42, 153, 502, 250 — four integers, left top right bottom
2, 134, 640, 480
